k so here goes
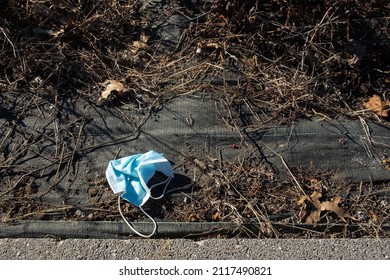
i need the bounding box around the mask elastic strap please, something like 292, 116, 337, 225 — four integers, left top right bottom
117, 196, 157, 238
149, 176, 172, 200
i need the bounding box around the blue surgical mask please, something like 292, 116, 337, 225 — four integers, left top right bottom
106, 150, 174, 237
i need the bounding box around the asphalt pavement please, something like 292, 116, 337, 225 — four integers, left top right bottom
0, 238, 389, 260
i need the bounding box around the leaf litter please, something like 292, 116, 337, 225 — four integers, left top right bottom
99, 79, 127, 101
298, 191, 357, 226
363, 95, 390, 118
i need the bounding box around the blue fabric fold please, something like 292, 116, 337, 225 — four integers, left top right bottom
105, 150, 173, 207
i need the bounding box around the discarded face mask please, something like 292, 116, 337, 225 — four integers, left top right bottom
106, 150, 174, 237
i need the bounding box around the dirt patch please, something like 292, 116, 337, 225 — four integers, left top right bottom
0, 0, 389, 238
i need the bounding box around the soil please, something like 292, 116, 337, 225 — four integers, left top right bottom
0, 0, 389, 238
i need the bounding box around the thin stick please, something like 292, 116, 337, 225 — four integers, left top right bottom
262, 143, 307, 198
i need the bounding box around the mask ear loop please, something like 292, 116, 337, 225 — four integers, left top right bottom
120, 164, 172, 238
149, 176, 172, 199
117, 196, 157, 238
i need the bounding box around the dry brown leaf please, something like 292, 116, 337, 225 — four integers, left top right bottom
298, 193, 319, 207
363, 95, 389, 117
381, 158, 390, 171
305, 210, 321, 225
298, 191, 322, 225
310, 191, 322, 211
188, 213, 202, 222
297, 195, 308, 207
99, 80, 125, 101
320, 196, 357, 222
300, 191, 357, 225
212, 211, 221, 221
369, 210, 379, 223
132, 41, 149, 50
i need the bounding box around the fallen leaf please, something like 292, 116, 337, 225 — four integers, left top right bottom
212, 211, 221, 221
132, 41, 149, 50
369, 210, 379, 223
310, 191, 322, 210
381, 158, 390, 171
298, 191, 322, 225
99, 79, 125, 101
188, 213, 202, 222
363, 95, 389, 117
297, 195, 308, 207
299, 191, 357, 225
320, 196, 357, 222
305, 210, 321, 225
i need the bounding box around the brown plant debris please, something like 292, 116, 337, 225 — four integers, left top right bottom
99, 79, 126, 101
363, 95, 390, 118
298, 191, 357, 225
382, 157, 390, 172
320, 196, 357, 223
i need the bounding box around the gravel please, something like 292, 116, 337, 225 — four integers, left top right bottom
1, 238, 389, 260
